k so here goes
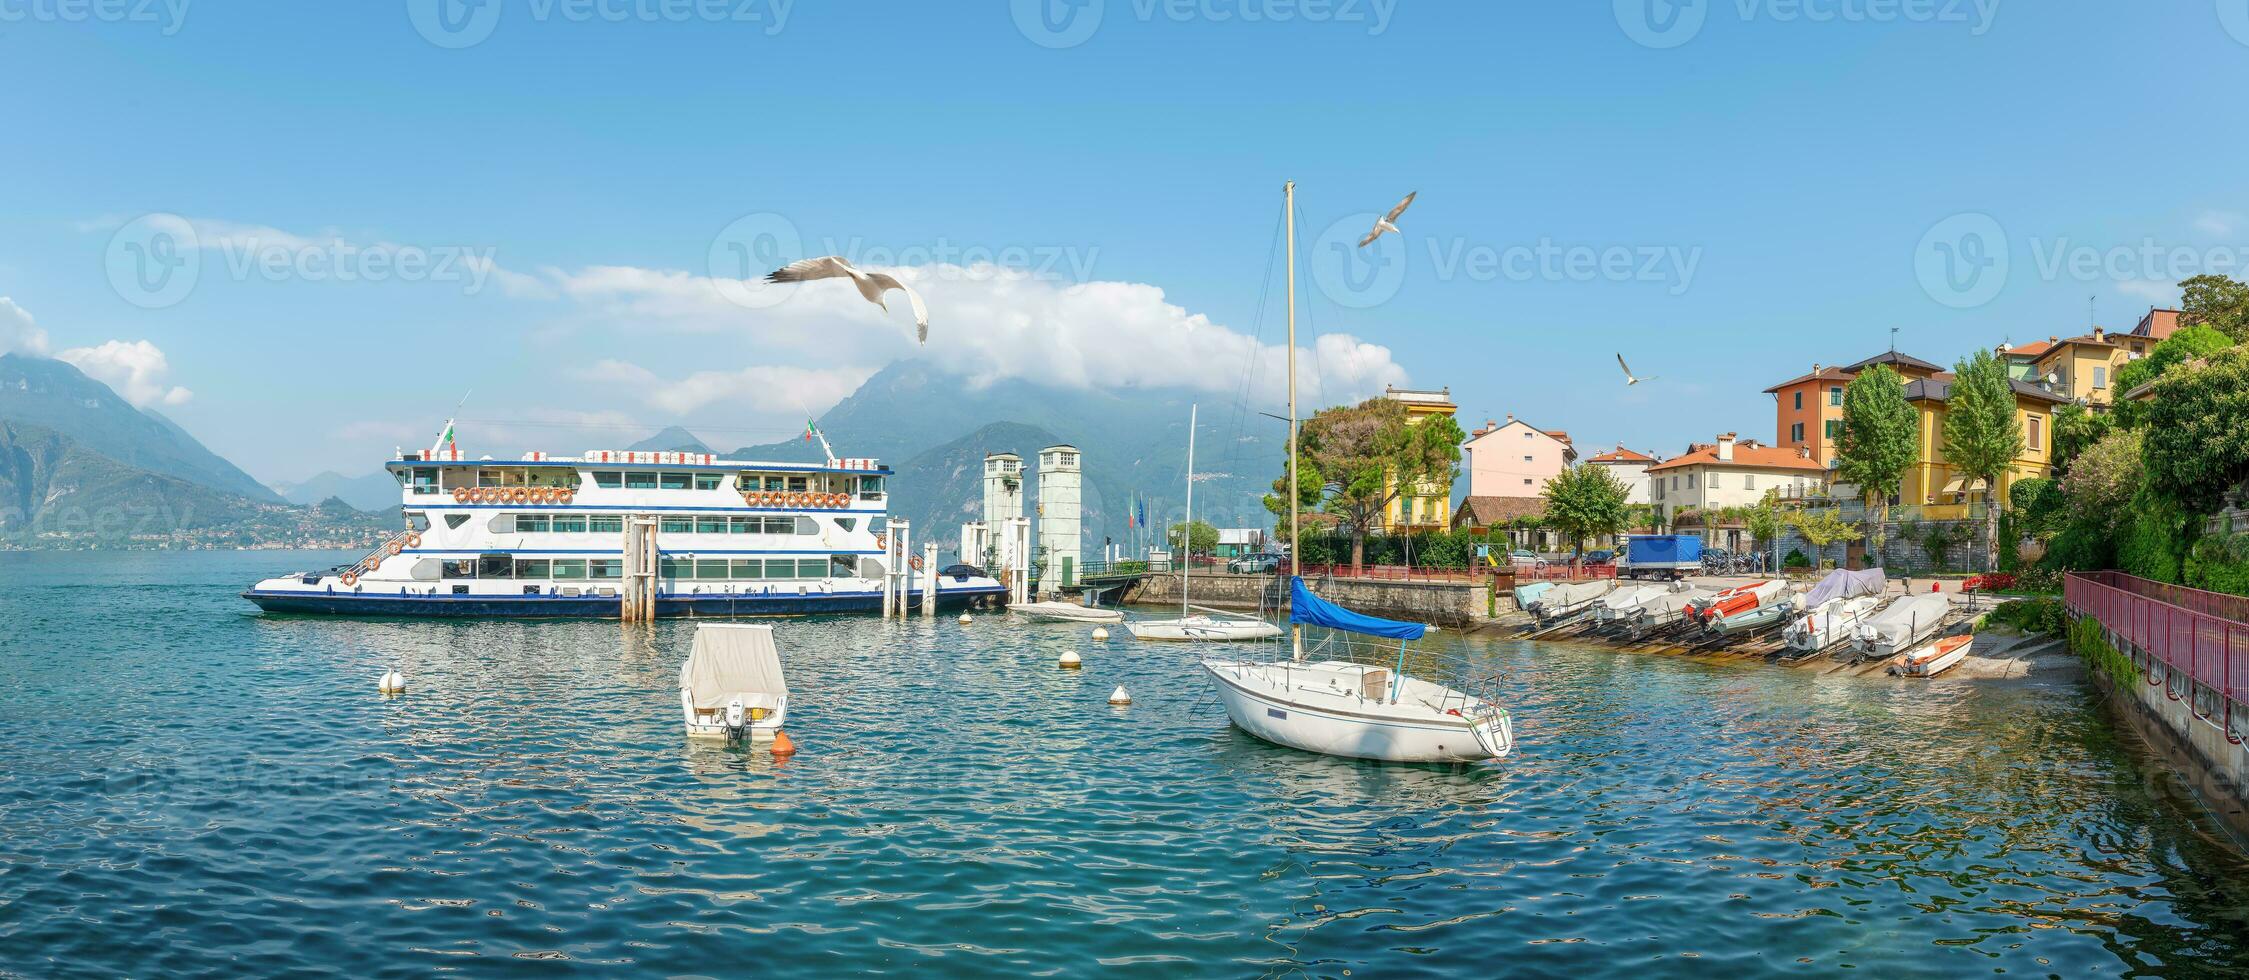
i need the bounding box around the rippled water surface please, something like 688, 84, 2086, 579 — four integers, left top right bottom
5, 551, 2249, 977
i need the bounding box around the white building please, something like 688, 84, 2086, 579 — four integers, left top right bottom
1035, 444, 1082, 594
1461, 415, 1577, 500
1647, 433, 1828, 529
982, 452, 1023, 527
1584, 445, 1657, 505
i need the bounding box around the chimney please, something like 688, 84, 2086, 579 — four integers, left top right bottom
1716, 432, 1736, 462
1812, 363, 1821, 374
1505, 413, 1515, 423
2049, 335, 2059, 344
1798, 446, 1812, 459
2093, 327, 2106, 342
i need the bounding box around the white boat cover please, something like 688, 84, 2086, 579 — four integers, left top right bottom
1800, 567, 1888, 610
1600, 585, 1670, 612
681, 623, 788, 710
1787, 596, 1880, 649
1637, 588, 1716, 619
1857, 593, 1950, 653
1536, 579, 1614, 611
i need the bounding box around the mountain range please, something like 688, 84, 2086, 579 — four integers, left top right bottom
0, 353, 389, 549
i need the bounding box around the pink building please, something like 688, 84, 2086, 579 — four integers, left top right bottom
1462, 415, 1577, 499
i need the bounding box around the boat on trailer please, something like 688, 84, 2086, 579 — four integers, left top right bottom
241, 436, 1006, 619
680, 623, 789, 741
1202, 578, 1513, 764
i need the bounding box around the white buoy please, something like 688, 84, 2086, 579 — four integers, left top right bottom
958, 612, 973, 625
1107, 685, 1131, 706
1059, 650, 1082, 669
1091, 627, 1110, 641
378, 669, 406, 694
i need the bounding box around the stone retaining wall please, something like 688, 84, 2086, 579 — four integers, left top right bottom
1130, 571, 1488, 629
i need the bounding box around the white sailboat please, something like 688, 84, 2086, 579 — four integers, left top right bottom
1198, 181, 1514, 764
1127, 404, 1282, 642
1009, 600, 1126, 623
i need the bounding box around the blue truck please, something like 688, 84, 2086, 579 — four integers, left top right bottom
1620, 534, 1703, 580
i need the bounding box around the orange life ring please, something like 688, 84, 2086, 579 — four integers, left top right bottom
511, 487, 529, 504
528, 487, 546, 503
476, 487, 495, 503
340, 571, 357, 587
404, 531, 422, 548
451, 487, 467, 503
787, 493, 803, 507
875, 532, 888, 550
387, 540, 405, 555
826, 493, 843, 508
910, 555, 924, 571
543, 487, 559, 503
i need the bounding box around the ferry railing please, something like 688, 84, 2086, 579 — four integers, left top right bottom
2065, 571, 2247, 714
351, 527, 415, 574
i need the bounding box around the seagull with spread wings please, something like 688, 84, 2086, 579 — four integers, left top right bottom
1357, 191, 1417, 247
765, 256, 930, 344
1616, 353, 1658, 386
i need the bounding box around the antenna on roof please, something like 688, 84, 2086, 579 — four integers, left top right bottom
1889, 326, 1899, 353
2088, 294, 2097, 330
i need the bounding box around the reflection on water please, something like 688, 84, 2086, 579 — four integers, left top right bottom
2, 551, 2247, 977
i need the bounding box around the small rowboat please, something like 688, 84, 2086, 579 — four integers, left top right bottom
1890, 634, 1973, 677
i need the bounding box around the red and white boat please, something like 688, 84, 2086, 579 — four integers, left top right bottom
1690, 579, 1787, 625
1890, 634, 1973, 677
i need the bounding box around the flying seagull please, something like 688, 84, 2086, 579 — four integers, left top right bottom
1616, 353, 1658, 386
765, 256, 929, 344
1357, 191, 1417, 247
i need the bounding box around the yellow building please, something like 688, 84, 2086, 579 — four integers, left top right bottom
1380, 385, 1458, 532
1899, 375, 2068, 519
2009, 327, 2137, 406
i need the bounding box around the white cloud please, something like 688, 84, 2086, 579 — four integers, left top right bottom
0, 297, 52, 356
577, 359, 874, 417
2196, 210, 2243, 236
56, 340, 192, 407
2115, 279, 2179, 303
543, 263, 1410, 407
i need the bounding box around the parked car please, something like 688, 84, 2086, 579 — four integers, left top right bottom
1584, 549, 1615, 565
1509, 549, 1547, 568
1227, 551, 1283, 573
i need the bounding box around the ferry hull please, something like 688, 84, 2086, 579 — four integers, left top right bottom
241, 586, 1006, 619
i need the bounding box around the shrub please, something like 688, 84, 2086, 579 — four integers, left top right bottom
1982, 595, 2061, 635
2069, 615, 2138, 686
1784, 548, 1810, 569
2015, 566, 2062, 594
1962, 573, 2017, 593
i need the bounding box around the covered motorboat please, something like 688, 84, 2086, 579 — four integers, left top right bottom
1594, 583, 1676, 624
1529, 579, 1615, 620
1853, 593, 1952, 658
1627, 587, 1718, 630
1785, 596, 1884, 652
1512, 581, 1556, 612
1010, 600, 1126, 623
1707, 595, 1797, 636
1201, 578, 1513, 764
1689, 580, 1787, 625
680, 623, 789, 741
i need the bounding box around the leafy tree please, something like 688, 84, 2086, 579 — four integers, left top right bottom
1834, 363, 1919, 553
1786, 506, 1862, 569
2143, 346, 2249, 516
1261, 448, 1323, 554
2110, 324, 2236, 429
1942, 350, 2024, 572
2180, 274, 2249, 343
1293, 398, 1466, 570
1915, 521, 1969, 571
2059, 428, 2144, 533
1166, 520, 1218, 555
1623, 503, 1661, 533
1744, 489, 1786, 554
1540, 464, 1631, 561
2048, 403, 2111, 475
2009, 476, 2065, 540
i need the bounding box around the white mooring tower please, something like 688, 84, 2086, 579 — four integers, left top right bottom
1036, 444, 1082, 596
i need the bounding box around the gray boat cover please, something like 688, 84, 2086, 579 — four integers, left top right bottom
1638, 588, 1717, 618
1857, 593, 1950, 653
681, 623, 788, 709
1537, 579, 1615, 610
1801, 567, 1887, 610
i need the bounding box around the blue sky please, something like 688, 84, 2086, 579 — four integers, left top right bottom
1, 1, 2243, 483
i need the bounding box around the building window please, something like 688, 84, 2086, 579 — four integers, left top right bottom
2092, 366, 2106, 389
1522, 454, 1533, 462
1794, 391, 1803, 410
1829, 386, 1843, 406
1710, 473, 1722, 489
1790, 422, 1804, 442
1744, 474, 1755, 490
1522, 478, 1533, 486
1687, 474, 1696, 489
2027, 416, 2043, 452
1824, 420, 1841, 438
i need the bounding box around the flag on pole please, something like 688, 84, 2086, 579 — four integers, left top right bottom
803, 420, 817, 442
433, 419, 456, 452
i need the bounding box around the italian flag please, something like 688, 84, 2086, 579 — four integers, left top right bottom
434, 420, 456, 450
803, 420, 818, 442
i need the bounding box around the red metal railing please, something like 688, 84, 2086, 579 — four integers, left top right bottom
2065, 571, 2248, 705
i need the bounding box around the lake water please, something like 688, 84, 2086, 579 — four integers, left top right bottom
4, 550, 2248, 977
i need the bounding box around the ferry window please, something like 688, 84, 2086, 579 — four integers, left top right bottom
405, 512, 431, 532
870, 516, 887, 534
829, 555, 858, 578
660, 516, 693, 533
479, 471, 502, 488
477, 555, 512, 579
659, 472, 692, 490
731, 559, 762, 579
515, 559, 550, 579
594, 471, 623, 488
659, 557, 690, 579
443, 559, 476, 579
693, 473, 722, 491
552, 559, 588, 580
487, 514, 513, 533
446, 513, 471, 529
836, 518, 857, 532
551, 514, 588, 533
411, 558, 442, 581
517, 514, 550, 533
794, 516, 818, 535
764, 476, 786, 491
757, 516, 790, 534
859, 476, 884, 496
730, 516, 758, 534
589, 515, 623, 534
787, 476, 809, 492
696, 515, 728, 534
797, 558, 828, 578
413, 467, 439, 486
589, 559, 623, 580
625, 471, 658, 489
859, 556, 885, 579
695, 559, 730, 580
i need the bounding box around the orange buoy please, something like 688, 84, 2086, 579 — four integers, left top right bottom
770, 729, 798, 757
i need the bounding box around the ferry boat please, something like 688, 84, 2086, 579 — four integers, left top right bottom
242, 441, 1007, 618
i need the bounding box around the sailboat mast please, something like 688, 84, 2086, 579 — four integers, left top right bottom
1183, 403, 1197, 619
1286, 180, 1301, 660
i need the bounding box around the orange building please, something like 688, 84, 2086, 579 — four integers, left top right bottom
1762, 351, 1946, 470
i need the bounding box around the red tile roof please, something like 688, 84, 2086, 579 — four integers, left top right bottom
1762, 367, 1856, 393
1647, 443, 1825, 474
1588, 446, 1656, 464
1452, 496, 1548, 529
2002, 340, 2055, 359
